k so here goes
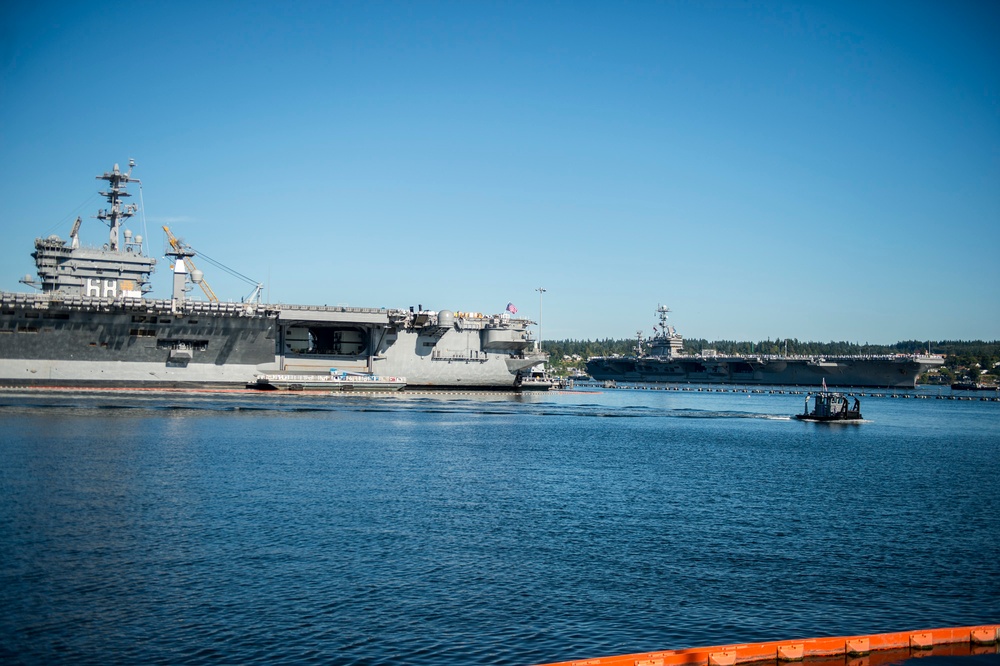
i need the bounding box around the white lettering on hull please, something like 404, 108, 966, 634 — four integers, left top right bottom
85, 278, 117, 298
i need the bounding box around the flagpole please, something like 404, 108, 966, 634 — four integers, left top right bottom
536, 287, 546, 353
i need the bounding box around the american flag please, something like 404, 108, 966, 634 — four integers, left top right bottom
506, 302, 517, 314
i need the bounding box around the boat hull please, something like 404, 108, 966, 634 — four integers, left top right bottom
794, 412, 863, 422
586, 355, 943, 388
0, 294, 539, 389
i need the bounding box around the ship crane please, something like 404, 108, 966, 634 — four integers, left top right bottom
162, 226, 219, 302
162, 225, 264, 305
69, 216, 82, 249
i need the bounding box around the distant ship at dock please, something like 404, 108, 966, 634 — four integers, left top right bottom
585, 306, 944, 389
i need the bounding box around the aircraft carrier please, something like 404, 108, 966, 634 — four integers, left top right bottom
586, 306, 944, 388
0, 161, 544, 389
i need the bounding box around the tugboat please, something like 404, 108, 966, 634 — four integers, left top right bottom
795, 391, 863, 422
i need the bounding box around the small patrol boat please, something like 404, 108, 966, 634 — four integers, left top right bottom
248, 369, 405, 392
515, 364, 564, 391
795, 391, 862, 422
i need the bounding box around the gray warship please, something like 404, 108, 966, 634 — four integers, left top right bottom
0, 161, 543, 388
585, 305, 944, 388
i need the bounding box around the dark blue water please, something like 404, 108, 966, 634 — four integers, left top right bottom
1, 388, 998, 665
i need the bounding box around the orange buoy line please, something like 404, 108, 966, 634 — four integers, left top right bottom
535, 625, 1000, 666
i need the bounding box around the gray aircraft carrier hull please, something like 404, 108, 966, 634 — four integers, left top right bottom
0, 294, 540, 389
585, 354, 943, 388
3, 161, 542, 390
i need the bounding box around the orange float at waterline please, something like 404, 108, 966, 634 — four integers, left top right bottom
535, 625, 1000, 666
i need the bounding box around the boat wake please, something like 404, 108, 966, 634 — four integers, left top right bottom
0, 391, 798, 423
670, 408, 793, 420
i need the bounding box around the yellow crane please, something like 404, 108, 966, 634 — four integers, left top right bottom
162, 225, 219, 302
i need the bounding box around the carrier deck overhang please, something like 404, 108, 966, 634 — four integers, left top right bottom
276, 305, 390, 325
271, 304, 541, 387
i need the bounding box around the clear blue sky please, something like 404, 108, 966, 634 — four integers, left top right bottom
2, 1, 997, 344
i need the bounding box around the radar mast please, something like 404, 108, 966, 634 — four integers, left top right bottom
657, 304, 673, 336
95, 159, 139, 252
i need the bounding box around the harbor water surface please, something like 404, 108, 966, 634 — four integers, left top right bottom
1, 387, 998, 665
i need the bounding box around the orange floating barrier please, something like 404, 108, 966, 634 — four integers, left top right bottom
534, 625, 1000, 666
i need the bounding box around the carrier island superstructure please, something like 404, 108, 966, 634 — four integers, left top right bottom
586, 305, 944, 388
0, 162, 543, 388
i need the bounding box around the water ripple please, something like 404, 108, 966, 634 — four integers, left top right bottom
1, 390, 998, 665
